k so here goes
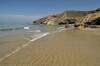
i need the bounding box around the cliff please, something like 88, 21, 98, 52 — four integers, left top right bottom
33, 8, 100, 25
85, 11, 100, 25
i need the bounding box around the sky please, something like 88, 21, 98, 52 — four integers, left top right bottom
0, 0, 100, 25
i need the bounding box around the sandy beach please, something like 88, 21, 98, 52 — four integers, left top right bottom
0, 29, 100, 66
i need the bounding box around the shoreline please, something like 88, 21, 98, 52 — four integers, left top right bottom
0, 29, 100, 66
0, 28, 100, 66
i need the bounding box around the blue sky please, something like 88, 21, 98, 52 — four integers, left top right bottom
0, 0, 100, 24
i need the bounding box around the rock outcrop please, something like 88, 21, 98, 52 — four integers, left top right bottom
85, 11, 100, 25
33, 8, 100, 25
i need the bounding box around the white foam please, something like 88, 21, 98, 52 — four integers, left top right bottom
24, 27, 30, 30
0, 32, 49, 62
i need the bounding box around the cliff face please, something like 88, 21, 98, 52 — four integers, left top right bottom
33, 8, 100, 25
85, 11, 100, 25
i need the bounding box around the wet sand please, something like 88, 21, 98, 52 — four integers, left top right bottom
0, 34, 28, 60
0, 29, 100, 66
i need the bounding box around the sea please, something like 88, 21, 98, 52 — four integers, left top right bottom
0, 23, 64, 38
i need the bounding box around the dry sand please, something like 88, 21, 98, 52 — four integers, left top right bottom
0, 29, 100, 66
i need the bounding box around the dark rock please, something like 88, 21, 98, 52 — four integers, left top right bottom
96, 8, 100, 12
85, 17, 100, 25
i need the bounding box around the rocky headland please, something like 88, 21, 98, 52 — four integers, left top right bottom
33, 8, 100, 26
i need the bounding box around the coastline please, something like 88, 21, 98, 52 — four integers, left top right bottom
0, 28, 100, 66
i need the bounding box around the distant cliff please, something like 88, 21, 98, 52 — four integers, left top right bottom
33, 8, 100, 25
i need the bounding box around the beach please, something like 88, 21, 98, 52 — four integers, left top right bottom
0, 28, 100, 66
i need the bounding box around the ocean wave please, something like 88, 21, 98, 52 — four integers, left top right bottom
0, 28, 23, 31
